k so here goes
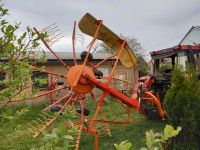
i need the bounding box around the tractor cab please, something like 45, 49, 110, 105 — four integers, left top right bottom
149, 45, 200, 101
150, 45, 200, 75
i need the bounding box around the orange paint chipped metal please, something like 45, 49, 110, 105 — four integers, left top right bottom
67, 65, 95, 94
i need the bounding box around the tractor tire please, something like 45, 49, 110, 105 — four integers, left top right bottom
145, 107, 161, 120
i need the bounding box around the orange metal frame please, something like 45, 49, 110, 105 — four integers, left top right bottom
4, 16, 166, 150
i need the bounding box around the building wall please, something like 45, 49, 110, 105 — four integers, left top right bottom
34, 61, 137, 102
2, 59, 137, 106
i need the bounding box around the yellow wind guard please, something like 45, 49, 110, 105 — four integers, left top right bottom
78, 13, 137, 68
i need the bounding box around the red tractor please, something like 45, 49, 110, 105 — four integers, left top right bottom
138, 45, 200, 119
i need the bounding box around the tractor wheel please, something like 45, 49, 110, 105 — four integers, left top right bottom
140, 91, 164, 120
140, 101, 161, 120
145, 106, 161, 120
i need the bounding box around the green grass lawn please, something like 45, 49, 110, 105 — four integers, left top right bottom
0, 97, 165, 150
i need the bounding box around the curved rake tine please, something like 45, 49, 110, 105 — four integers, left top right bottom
28, 123, 40, 131
48, 30, 59, 37
45, 25, 59, 33
49, 33, 63, 41
87, 41, 99, 54
94, 40, 99, 45
91, 41, 99, 53
75, 34, 84, 40
75, 98, 85, 150
75, 37, 84, 45
33, 120, 43, 127
48, 27, 60, 32
74, 32, 84, 46
75, 41, 84, 45
50, 36, 64, 43
36, 118, 44, 124
73, 94, 81, 103
76, 33, 84, 38
87, 39, 99, 48
40, 112, 51, 120
75, 35, 84, 43
42, 112, 51, 117
87, 40, 93, 48
92, 46, 98, 53
39, 114, 47, 120
28, 128, 36, 134
50, 36, 65, 46
42, 23, 57, 32
75, 36, 85, 43
33, 27, 70, 70
43, 24, 63, 45
47, 29, 61, 36
75, 39, 84, 45
47, 32, 63, 45
33, 116, 58, 138
48, 29, 60, 35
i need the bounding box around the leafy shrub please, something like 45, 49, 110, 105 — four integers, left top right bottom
138, 66, 148, 77
30, 125, 78, 150
160, 64, 172, 73
164, 67, 200, 149
114, 125, 181, 150
0, 2, 47, 103
114, 140, 132, 150
0, 107, 29, 121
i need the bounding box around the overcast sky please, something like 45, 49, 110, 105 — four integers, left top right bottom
3, 0, 200, 59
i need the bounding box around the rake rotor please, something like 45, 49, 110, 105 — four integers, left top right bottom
2, 13, 166, 150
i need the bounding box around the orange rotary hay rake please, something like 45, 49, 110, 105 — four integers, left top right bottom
9, 13, 166, 150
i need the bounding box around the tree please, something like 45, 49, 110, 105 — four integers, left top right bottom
0, 2, 47, 105
120, 35, 147, 59
164, 66, 200, 149
97, 34, 147, 59
97, 35, 148, 75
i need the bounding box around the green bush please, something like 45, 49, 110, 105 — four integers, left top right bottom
114, 125, 181, 150
164, 67, 200, 150
138, 66, 148, 77
160, 64, 172, 73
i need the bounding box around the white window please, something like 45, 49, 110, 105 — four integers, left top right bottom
177, 52, 188, 70
194, 53, 200, 72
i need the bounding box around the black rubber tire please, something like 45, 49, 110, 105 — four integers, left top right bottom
80, 51, 93, 62
93, 69, 103, 79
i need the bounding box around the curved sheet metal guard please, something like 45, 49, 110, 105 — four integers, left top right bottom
78, 13, 137, 68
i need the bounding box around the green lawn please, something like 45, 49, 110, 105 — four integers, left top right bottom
0, 97, 165, 150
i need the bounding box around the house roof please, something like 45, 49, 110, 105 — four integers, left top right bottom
150, 45, 200, 60
179, 26, 200, 45
149, 26, 200, 60
35, 51, 112, 60
1, 51, 147, 68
